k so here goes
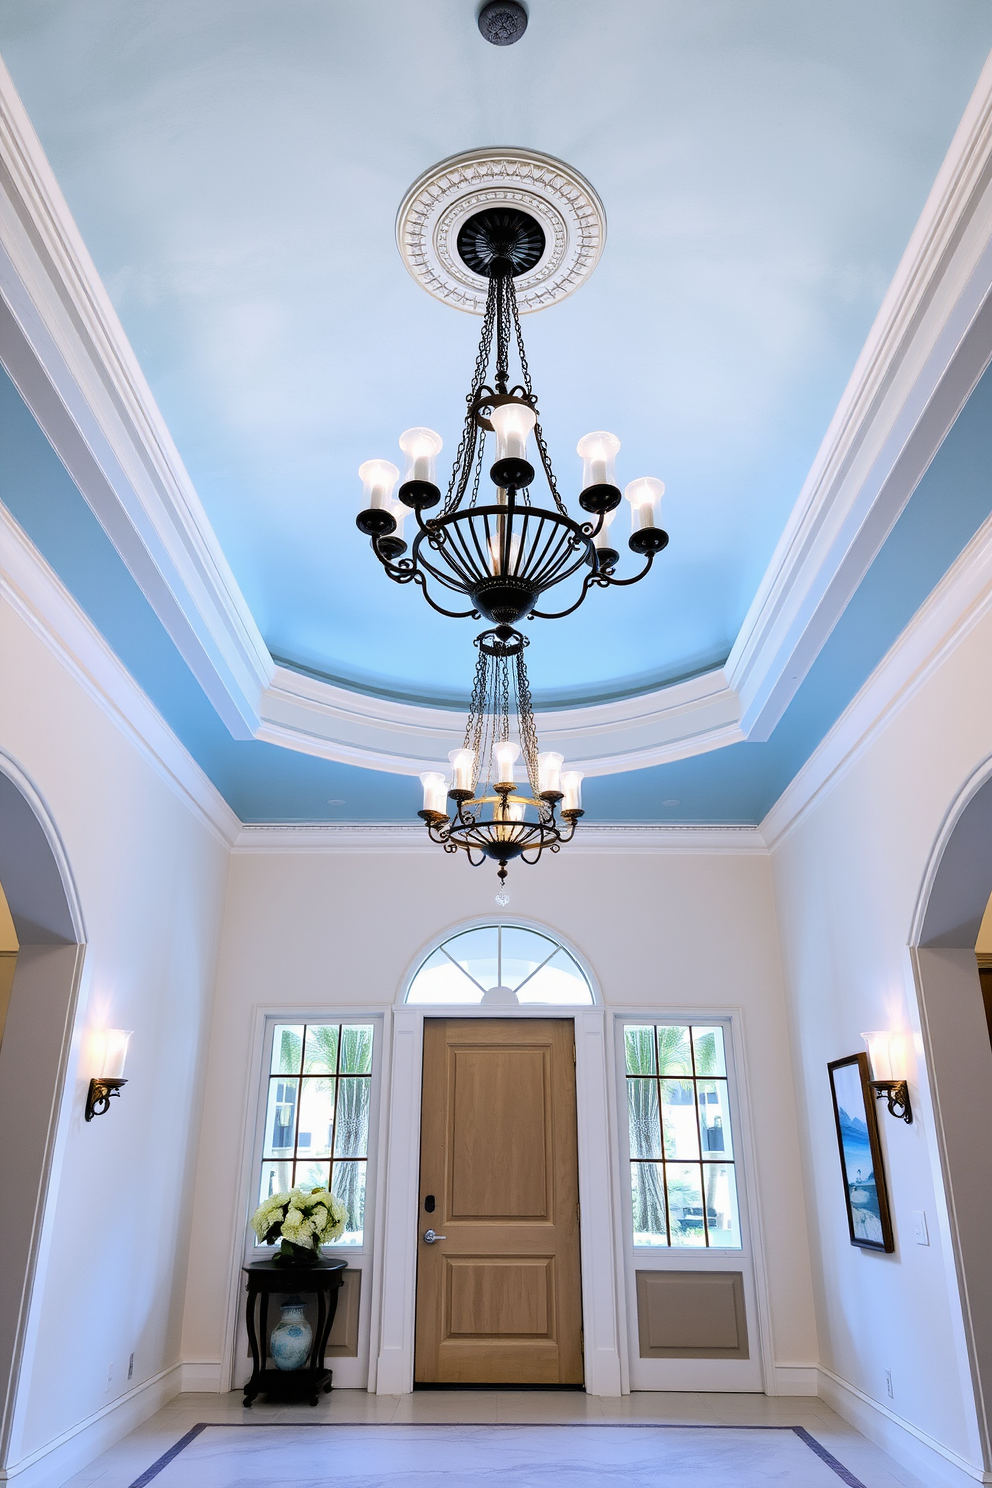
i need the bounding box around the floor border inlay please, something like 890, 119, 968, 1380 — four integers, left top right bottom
127, 1420, 869, 1488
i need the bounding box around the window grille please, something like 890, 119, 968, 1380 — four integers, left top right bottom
258, 1022, 374, 1246
624, 1023, 741, 1249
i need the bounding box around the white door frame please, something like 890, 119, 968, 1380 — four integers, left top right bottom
373, 1004, 625, 1395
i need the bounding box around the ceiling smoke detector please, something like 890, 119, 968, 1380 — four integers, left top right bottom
478, 1, 528, 46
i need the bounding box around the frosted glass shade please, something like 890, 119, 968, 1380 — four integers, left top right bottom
99, 1029, 132, 1079
399, 427, 443, 485
490, 402, 536, 467
448, 748, 476, 792
358, 459, 400, 511
420, 772, 447, 814
862, 1030, 910, 1080
538, 751, 564, 794
577, 431, 620, 490
561, 771, 584, 811
625, 476, 665, 533
494, 740, 520, 784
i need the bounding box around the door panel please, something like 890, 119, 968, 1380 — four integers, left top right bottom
415, 1018, 583, 1385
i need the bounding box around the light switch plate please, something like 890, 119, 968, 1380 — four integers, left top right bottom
912, 1210, 930, 1246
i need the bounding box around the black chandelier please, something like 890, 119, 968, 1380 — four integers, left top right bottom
417, 626, 583, 893
356, 207, 670, 884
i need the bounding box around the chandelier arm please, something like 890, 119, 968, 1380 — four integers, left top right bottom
408, 571, 480, 620
529, 571, 601, 620
596, 551, 656, 588
369, 543, 420, 582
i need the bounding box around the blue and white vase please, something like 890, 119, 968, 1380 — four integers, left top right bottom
270, 1297, 312, 1372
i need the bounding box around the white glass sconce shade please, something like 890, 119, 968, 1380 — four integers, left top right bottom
561, 770, 584, 811
538, 751, 564, 794
494, 740, 520, 784
358, 459, 400, 511
862, 1030, 910, 1080
625, 476, 665, 533
448, 748, 476, 792
99, 1029, 132, 1079
577, 431, 621, 490
420, 772, 448, 814
490, 402, 536, 467
399, 427, 443, 485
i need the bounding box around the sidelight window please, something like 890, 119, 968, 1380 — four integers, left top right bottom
624, 1022, 741, 1249
258, 1021, 375, 1246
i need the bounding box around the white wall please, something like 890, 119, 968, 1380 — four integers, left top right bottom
181, 843, 818, 1391
0, 589, 229, 1483
770, 606, 992, 1484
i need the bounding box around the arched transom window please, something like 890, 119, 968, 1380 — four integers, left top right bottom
406, 924, 594, 1006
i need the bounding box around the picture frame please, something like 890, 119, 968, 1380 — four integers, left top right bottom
827, 1052, 894, 1253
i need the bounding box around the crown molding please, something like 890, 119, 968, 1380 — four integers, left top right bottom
729, 49, 992, 742
0, 54, 271, 740
761, 508, 992, 850
0, 503, 240, 849
2, 53, 992, 780
257, 661, 743, 776
231, 822, 767, 854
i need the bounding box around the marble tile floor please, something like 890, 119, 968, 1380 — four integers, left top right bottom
60, 1390, 929, 1488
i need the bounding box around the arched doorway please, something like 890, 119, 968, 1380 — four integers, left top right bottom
912, 764, 992, 1466
0, 754, 85, 1470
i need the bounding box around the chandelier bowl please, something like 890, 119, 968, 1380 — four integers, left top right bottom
402, 503, 597, 624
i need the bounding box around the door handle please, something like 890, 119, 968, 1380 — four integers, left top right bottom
423, 1229, 447, 1244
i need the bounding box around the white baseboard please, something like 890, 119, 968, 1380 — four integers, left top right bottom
180, 1362, 224, 1393
0, 1364, 182, 1487
771, 1365, 819, 1395
817, 1365, 991, 1486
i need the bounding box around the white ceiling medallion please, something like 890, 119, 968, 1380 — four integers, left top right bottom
396, 147, 606, 314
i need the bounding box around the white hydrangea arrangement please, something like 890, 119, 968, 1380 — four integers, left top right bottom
251, 1186, 348, 1260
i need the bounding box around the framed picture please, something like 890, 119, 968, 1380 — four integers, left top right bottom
827, 1053, 894, 1253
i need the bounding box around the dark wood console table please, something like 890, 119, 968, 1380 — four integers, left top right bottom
243, 1258, 347, 1406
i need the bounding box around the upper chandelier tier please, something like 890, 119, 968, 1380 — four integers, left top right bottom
356, 206, 669, 629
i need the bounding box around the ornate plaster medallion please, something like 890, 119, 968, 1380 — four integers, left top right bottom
396, 147, 606, 314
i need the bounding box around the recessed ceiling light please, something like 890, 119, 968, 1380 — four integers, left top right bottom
478, 0, 528, 45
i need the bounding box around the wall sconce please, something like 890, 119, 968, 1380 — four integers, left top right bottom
86, 1029, 132, 1122
862, 1031, 913, 1124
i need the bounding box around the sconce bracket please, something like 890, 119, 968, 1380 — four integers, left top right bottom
870, 1079, 912, 1124
85, 1077, 127, 1122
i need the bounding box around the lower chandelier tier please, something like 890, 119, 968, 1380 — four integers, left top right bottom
417, 627, 583, 888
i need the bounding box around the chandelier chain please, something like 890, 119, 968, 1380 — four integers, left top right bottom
442, 283, 498, 515
515, 648, 542, 800
507, 275, 569, 517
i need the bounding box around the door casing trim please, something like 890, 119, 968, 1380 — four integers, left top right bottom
373, 1006, 624, 1396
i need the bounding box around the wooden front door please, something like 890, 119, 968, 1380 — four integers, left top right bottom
414, 1018, 583, 1385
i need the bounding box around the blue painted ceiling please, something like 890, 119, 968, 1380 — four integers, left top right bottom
2, 1, 991, 707
2, 4, 992, 823
4, 356, 992, 823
